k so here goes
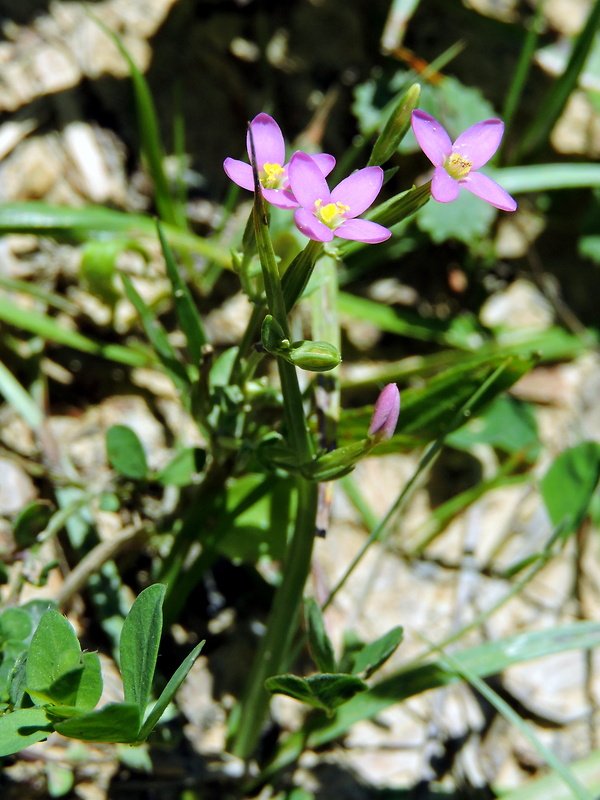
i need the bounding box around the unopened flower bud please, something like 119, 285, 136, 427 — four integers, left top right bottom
368, 84, 421, 167
368, 383, 400, 442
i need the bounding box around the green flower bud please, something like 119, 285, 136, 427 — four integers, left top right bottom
285, 340, 341, 373
368, 83, 421, 167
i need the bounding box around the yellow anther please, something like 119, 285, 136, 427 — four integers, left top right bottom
262, 162, 285, 187
445, 152, 472, 180
319, 203, 339, 225
316, 200, 350, 228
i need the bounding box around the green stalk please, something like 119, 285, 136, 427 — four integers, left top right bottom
230, 129, 318, 758
230, 478, 318, 759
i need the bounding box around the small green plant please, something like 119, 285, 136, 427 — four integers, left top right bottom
0, 585, 204, 756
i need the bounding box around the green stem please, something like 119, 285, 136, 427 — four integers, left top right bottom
231, 477, 318, 759
231, 130, 319, 759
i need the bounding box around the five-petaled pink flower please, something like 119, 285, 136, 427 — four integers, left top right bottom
223, 113, 335, 210
411, 110, 517, 212
287, 152, 391, 243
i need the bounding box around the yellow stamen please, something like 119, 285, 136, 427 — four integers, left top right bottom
315, 200, 350, 228
262, 162, 285, 187
445, 152, 472, 180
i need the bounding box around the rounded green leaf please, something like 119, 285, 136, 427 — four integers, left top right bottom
106, 425, 148, 480
13, 501, 54, 549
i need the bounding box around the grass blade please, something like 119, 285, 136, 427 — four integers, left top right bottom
489, 163, 600, 193
431, 644, 595, 800
137, 640, 205, 742
500, 749, 600, 800
517, 0, 600, 159
157, 221, 207, 365
0, 361, 44, 428
0, 293, 151, 367
91, 16, 185, 228
120, 273, 191, 392
0, 203, 230, 266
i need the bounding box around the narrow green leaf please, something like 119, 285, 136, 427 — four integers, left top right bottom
281, 239, 324, 313
304, 599, 336, 674
120, 272, 191, 391
91, 17, 184, 228
53, 702, 141, 743
351, 626, 404, 679
499, 748, 600, 800
0, 707, 54, 756
0, 202, 230, 265
265, 673, 367, 714
137, 639, 205, 742
157, 220, 207, 364
0, 295, 150, 368
0, 360, 44, 428
518, 0, 600, 159
337, 292, 459, 346
339, 354, 537, 453
540, 442, 600, 534
436, 647, 594, 800
120, 584, 166, 712
489, 164, 600, 193
106, 425, 148, 480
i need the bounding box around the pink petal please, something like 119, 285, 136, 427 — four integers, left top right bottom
294, 208, 333, 242
452, 119, 504, 169
330, 167, 384, 218
431, 166, 460, 203
335, 218, 391, 243
411, 110, 452, 167
311, 153, 336, 177
223, 158, 254, 191
460, 171, 517, 211
246, 113, 285, 169
262, 187, 299, 209
288, 151, 331, 210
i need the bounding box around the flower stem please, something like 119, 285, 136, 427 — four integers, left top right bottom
230, 477, 318, 760
230, 130, 318, 758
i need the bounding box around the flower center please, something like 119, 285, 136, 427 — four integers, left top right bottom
315, 199, 350, 228
445, 152, 473, 180
262, 162, 286, 188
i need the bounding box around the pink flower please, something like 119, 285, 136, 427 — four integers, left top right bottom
411, 110, 517, 212
223, 113, 335, 210
287, 152, 392, 243
368, 383, 400, 442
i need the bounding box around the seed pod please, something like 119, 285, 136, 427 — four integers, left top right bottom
285, 340, 342, 373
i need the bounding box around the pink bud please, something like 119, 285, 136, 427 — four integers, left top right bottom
368, 383, 400, 441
